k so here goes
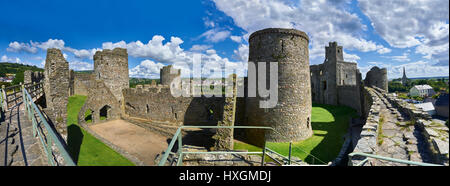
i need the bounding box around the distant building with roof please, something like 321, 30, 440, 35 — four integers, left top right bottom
415, 102, 436, 116
435, 93, 449, 118
409, 85, 436, 97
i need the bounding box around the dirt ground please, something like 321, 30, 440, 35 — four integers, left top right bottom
89, 120, 169, 165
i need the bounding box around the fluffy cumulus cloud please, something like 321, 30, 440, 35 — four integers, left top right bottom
69, 61, 94, 71
212, 0, 392, 63
1, 55, 22, 63
129, 59, 165, 79
7, 41, 38, 53
358, 0, 449, 65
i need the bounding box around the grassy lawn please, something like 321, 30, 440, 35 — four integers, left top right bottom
67, 95, 134, 166
234, 103, 357, 165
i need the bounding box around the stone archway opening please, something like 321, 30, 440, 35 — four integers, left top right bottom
85, 109, 94, 123
100, 105, 112, 121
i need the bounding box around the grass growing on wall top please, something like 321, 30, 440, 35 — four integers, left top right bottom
234, 103, 357, 165
66, 95, 134, 166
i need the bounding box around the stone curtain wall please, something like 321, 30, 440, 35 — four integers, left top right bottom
337, 85, 362, 116
24, 70, 43, 84
246, 28, 312, 145
365, 67, 388, 91
71, 73, 94, 96
43, 48, 70, 139
351, 87, 382, 165
122, 85, 225, 126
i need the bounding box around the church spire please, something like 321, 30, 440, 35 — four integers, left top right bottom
402, 67, 408, 86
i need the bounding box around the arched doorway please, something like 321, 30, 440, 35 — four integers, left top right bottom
85, 109, 94, 123
100, 105, 112, 121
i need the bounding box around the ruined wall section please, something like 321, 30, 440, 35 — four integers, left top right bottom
70, 72, 94, 96
365, 67, 388, 91
43, 48, 69, 138
93, 48, 129, 104
246, 28, 312, 144
77, 79, 121, 125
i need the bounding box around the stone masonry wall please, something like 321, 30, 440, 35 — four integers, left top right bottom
24, 70, 43, 84
365, 67, 388, 91
122, 85, 225, 126
213, 74, 238, 150
246, 28, 312, 145
77, 79, 121, 125
93, 48, 129, 104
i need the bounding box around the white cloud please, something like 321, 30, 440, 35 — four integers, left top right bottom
1, 55, 22, 63
198, 29, 231, 43
358, 0, 449, 64
73, 48, 101, 59
129, 59, 165, 79
7, 41, 38, 53
189, 44, 213, 52
390, 53, 410, 62
343, 52, 360, 62
212, 0, 391, 62
377, 47, 392, 54
233, 44, 249, 62
69, 61, 94, 71
230, 35, 242, 43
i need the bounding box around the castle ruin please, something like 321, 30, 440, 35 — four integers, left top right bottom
310, 42, 364, 115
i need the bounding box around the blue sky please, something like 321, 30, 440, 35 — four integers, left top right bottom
1, 0, 448, 79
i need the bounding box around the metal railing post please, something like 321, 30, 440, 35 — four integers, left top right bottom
177, 133, 183, 166
288, 141, 292, 165
261, 139, 266, 166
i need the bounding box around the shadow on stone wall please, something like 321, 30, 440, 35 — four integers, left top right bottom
183, 97, 225, 126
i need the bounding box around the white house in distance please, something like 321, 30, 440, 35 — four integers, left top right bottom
409, 85, 436, 97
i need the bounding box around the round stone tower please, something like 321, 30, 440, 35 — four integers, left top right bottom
364, 66, 388, 91
246, 28, 313, 145
93, 48, 129, 104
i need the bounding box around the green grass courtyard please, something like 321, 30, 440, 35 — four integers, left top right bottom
66, 95, 134, 166
234, 103, 357, 165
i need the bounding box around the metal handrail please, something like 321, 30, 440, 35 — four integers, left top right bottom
22, 86, 75, 166
158, 125, 275, 166
348, 152, 443, 166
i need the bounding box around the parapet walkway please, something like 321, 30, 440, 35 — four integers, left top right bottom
0, 103, 48, 166
371, 88, 433, 165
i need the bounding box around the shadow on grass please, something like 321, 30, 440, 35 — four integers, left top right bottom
304, 103, 357, 164
67, 124, 83, 164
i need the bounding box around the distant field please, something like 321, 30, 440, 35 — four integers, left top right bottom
234, 103, 357, 165
66, 95, 134, 166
